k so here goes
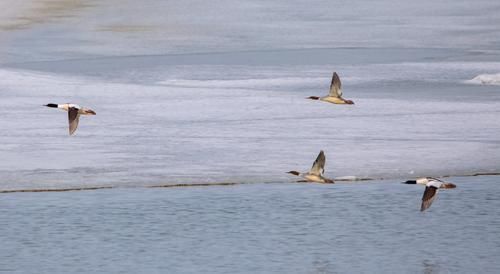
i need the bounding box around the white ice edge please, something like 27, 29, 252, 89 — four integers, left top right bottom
464, 73, 500, 86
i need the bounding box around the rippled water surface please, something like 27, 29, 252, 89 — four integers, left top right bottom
1, 176, 500, 273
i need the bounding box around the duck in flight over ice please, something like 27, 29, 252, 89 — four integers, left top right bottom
287, 150, 335, 184
45, 103, 96, 135
307, 72, 354, 105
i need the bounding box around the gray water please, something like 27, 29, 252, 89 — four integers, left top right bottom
1, 175, 500, 273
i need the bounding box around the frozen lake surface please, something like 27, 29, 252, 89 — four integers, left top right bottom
0, 51, 500, 190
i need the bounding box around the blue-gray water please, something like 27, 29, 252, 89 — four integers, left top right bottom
1, 176, 500, 273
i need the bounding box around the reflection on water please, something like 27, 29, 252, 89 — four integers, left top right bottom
422, 260, 441, 274
310, 259, 336, 274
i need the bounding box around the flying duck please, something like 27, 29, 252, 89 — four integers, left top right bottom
403, 177, 456, 211
287, 150, 335, 184
45, 103, 96, 135
307, 72, 354, 104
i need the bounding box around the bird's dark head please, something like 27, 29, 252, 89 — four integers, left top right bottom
307, 96, 320, 100
287, 171, 300, 176
45, 103, 58, 108
403, 180, 417, 184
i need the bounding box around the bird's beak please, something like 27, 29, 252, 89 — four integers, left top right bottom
88, 110, 96, 115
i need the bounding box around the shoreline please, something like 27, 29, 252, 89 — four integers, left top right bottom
1, 172, 498, 194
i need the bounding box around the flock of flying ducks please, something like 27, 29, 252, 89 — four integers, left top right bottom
44, 72, 455, 212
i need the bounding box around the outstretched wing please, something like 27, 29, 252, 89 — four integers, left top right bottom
310, 150, 326, 176
420, 186, 439, 211
428, 177, 456, 189
329, 72, 342, 98
427, 177, 444, 183
68, 107, 80, 135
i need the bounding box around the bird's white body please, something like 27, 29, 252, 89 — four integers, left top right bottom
302, 173, 331, 184
45, 102, 96, 135
56, 103, 81, 111
415, 177, 432, 185
319, 96, 347, 104
404, 177, 456, 211
426, 179, 443, 188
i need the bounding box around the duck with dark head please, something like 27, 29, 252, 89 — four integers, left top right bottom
45, 103, 96, 135
287, 150, 335, 184
307, 72, 354, 105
